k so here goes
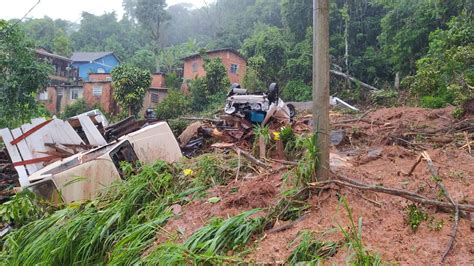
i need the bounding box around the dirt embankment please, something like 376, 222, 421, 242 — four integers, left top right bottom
156, 107, 474, 264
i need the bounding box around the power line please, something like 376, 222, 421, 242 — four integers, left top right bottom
0, 0, 41, 38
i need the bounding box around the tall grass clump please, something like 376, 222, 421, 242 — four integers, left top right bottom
338, 197, 382, 265
287, 230, 340, 264
183, 152, 255, 187
0, 161, 180, 265
142, 209, 264, 264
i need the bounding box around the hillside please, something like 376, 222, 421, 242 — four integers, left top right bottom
1, 106, 472, 264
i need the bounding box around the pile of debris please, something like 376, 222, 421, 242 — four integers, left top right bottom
0, 110, 175, 200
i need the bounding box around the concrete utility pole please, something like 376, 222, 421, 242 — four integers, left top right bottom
313, 0, 330, 181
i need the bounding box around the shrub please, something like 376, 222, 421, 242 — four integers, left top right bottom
420, 95, 447, 109
370, 89, 399, 106
155, 90, 191, 120
60, 99, 89, 119
282, 80, 312, 102
165, 72, 182, 89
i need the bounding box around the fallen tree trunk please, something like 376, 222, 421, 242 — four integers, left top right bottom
330, 69, 379, 91
309, 176, 474, 213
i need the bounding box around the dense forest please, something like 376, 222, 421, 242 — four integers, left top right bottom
11, 0, 473, 103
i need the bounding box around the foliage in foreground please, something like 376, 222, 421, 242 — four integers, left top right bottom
339, 197, 381, 265
0, 190, 51, 227
287, 230, 340, 264
0, 162, 179, 264
0, 19, 52, 128
143, 209, 263, 264
111, 64, 152, 117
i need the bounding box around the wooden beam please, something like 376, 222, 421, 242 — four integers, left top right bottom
10, 119, 52, 145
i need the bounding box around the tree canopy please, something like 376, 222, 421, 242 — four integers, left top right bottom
111, 65, 151, 117
0, 20, 52, 128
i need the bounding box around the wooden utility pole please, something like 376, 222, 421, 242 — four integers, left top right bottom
313, 0, 330, 181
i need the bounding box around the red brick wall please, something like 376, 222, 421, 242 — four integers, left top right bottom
83, 82, 118, 114
151, 73, 166, 88
140, 88, 168, 115
88, 73, 112, 82
183, 51, 247, 85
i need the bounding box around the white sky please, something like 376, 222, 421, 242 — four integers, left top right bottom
0, 0, 208, 22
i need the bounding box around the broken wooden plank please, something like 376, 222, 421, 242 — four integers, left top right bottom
11, 127, 38, 175
45, 143, 74, 156
21, 118, 48, 170
0, 128, 29, 186
10, 119, 52, 145
12, 156, 59, 166
77, 115, 107, 146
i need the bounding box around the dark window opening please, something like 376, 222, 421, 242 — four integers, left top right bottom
110, 140, 139, 179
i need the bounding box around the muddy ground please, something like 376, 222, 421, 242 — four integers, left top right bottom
157, 107, 474, 264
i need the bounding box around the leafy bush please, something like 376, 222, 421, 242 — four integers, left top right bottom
406, 204, 427, 232
112, 64, 151, 117
60, 99, 89, 119
155, 90, 191, 120
370, 89, 399, 106
164, 72, 182, 89
189, 57, 229, 112
420, 95, 447, 109
281, 80, 312, 102
0, 190, 49, 227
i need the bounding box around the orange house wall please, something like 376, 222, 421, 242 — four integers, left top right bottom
183, 51, 247, 85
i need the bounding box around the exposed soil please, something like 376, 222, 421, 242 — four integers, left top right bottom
154, 107, 474, 264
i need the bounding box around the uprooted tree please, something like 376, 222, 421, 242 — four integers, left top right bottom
111, 65, 151, 117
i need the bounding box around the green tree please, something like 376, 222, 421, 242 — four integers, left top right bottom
376, 0, 468, 76
0, 20, 52, 128
135, 0, 170, 53
281, 0, 312, 42
128, 49, 156, 73
20, 17, 72, 54
241, 24, 289, 84
52, 31, 72, 57
406, 12, 473, 110
111, 65, 151, 117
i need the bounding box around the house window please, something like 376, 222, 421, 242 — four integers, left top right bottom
97, 67, 105, 73
57, 88, 64, 96
70, 88, 83, 100
151, 93, 159, 103
92, 85, 103, 96
39, 91, 48, 101
192, 62, 198, 73
230, 64, 238, 74
105, 76, 112, 82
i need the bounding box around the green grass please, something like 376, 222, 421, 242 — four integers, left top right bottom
141, 209, 264, 265
287, 230, 340, 264
184, 209, 264, 254
0, 161, 179, 265
339, 197, 382, 265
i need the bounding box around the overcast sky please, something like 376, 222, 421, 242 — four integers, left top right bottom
0, 0, 208, 22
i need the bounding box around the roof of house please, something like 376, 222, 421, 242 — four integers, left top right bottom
181, 48, 246, 61
71, 52, 117, 62
35, 48, 71, 62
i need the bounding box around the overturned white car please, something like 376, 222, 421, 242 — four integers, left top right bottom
224, 83, 296, 124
